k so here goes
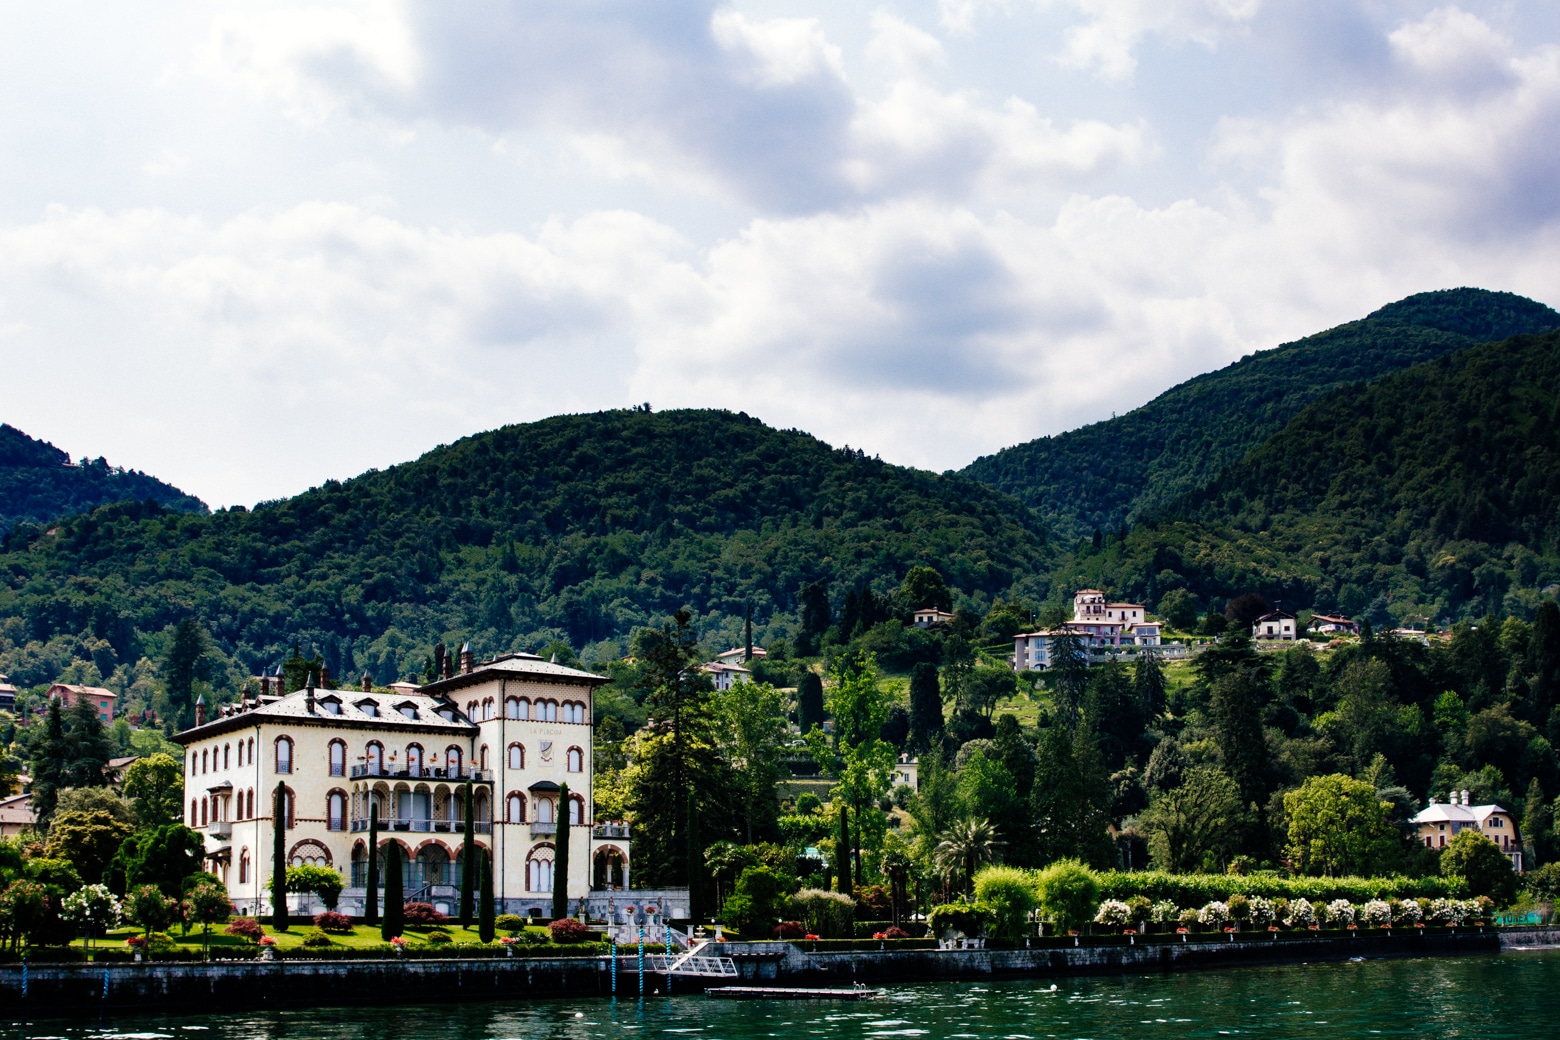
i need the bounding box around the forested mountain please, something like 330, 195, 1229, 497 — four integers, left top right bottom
1055, 329, 1560, 626
961, 289, 1560, 543
0, 408, 1050, 700
0, 424, 205, 535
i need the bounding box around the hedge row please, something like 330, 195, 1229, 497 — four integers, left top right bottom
0, 942, 608, 964
1094, 872, 1461, 906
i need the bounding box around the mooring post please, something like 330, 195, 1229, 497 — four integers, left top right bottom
611, 939, 618, 994
666, 930, 673, 995
638, 925, 645, 997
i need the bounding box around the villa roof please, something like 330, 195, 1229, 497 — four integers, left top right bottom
419, 653, 610, 696
173, 687, 476, 743
1410, 802, 1510, 825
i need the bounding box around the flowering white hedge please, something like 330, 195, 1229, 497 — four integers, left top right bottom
1285, 898, 1316, 927
1198, 901, 1230, 927
1094, 900, 1132, 927
1326, 899, 1356, 926
1362, 900, 1392, 926
1247, 895, 1275, 927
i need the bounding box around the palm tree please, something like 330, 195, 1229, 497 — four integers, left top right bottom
933, 817, 1002, 898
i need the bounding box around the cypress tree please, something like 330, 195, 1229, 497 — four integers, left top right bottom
836, 803, 853, 898
553, 782, 571, 920
381, 841, 403, 940
271, 781, 288, 931
907, 662, 943, 753
686, 790, 703, 924
1527, 599, 1560, 726
460, 779, 475, 928
797, 671, 826, 735
478, 849, 495, 943
365, 803, 380, 926
744, 602, 753, 662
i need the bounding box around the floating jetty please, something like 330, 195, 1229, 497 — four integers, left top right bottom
708, 986, 882, 1001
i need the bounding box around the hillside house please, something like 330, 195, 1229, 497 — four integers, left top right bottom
701, 661, 752, 690
0, 794, 34, 838
1012, 590, 1162, 671
1252, 610, 1297, 640
912, 607, 956, 628
714, 646, 767, 663
1410, 790, 1523, 871
893, 754, 919, 790
0, 674, 15, 713
173, 649, 663, 920
1307, 614, 1359, 635
48, 683, 116, 721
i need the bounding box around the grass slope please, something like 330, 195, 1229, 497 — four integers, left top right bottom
961, 289, 1560, 543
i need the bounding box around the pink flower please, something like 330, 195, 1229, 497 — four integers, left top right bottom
389, 936, 408, 947
804, 933, 820, 940
500, 936, 518, 945
258, 936, 277, 946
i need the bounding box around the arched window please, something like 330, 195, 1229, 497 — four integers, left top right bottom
327, 791, 347, 831
446, 745, 463, 776
200, 797, 209, 826
406, 744, 423, 776
366, 742, 383, 774
239, 848, 250, 884
566, 746, 583, 773
527, 851, 554, 893
506, 793, 526, 824
202, 748, 209, 773
329, 740, 346, 777
247, 789, 255, 819
516, 698, 531, 720
484, 698, 495, 721
288, 839, 331, 867
568, 794, 584, 826
248, 737, 255, 763
562, 701, 586, 723
542, 700, 558, 722
224, 743, 231, 769
505, 697, 522, 719
275, 736, 294, 774
190, 797, 197, 822
508, 743, 525, 770
480, 745, 489, 770
537, 798, 554, 824
188, 755, 196, 777
466, 700, 478, 718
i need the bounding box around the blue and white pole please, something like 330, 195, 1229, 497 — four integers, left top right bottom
637, 925, 645, 997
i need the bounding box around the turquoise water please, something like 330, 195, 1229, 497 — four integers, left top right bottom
12, 951, 1557, 1039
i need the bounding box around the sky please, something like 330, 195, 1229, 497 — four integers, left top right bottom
2, 1, 1558, 508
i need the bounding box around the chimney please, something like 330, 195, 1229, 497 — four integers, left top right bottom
434, 643, 447, 678
443, 651, 454, 680
320, 664, 332, 690
194, 694, 206, 727
361, 671, 372, 692
305, 676, 316, 714
460, 641, 474, 675
1461, 789, 1470, 806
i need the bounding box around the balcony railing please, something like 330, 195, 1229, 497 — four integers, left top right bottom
529, 822, 558, 838
593, 822, 630, 839
208, 820, 232, 839
350, 817, 492, 834
349, 765, 493, 782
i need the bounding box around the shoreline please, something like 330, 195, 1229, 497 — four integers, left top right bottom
4, 927, 1551, 1019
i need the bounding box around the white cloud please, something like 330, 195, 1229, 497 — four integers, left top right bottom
1056, 0, 1261, 80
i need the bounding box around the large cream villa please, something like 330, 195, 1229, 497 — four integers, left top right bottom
174, 647, 662, 920
1410, 789, 1524, 871
1012, 590, 1163, 670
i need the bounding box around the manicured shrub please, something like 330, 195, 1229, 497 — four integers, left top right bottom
1197, 902, 1229, 928
1326, 899, 1356, 926
314, 911, 353, 934
1094, 900, 1131, 928
974, 866, 1038, 940
225, 917, 264, 942
426, 928, 453, 945
403, 902, 446, 925
299, 929, 334, 948
495, 914, 525, 933
1362, 900, 1392, 926
773, 920, 806, 939
1285, 898, 1316, 927
548, 917, 591, 943
882, 926, 910, 939
1247, 896, 1275, 927
791, 889, 856, 938
1035, 859, 1097, 934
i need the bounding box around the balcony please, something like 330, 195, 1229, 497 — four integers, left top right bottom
208, 821, 232, 840
349, 765, 493, 783
529, 822, 558, 838
593, 822, 630, 839
350, 818, 492, 834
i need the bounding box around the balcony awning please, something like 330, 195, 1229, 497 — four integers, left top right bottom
528, 780, 561, 793
207, 781, 233, 792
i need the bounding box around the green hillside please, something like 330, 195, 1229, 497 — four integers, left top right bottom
0, 423, 205, 534
1055, 329, 1560, 625
962, 289, 1560, 543
0, 408, 1049, 699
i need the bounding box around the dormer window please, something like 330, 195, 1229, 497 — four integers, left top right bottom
438, 708, 455, 722
357, 700, 379, 718
396, 701, 418, 720
319, 697, 342, 715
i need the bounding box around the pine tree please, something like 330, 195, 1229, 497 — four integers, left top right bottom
798, 581, 831, 655
1029, 726, 1114, 867
478, 849, 496, 943
271, 782, 288, 931
381, 841, 403, 940
365, 804, 380, 926
553, 782, 572, 920
744, 602, 753, 662
1209, 671, 1270, 808
164, 618, 210, 718
1528, 599, 1560, 728
27, 698, 69, 825
64, 693, 114, 788
460, 780, 475, 927
1133, 650, 1168, 721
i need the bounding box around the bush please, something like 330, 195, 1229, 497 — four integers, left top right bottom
721, 866, 792, 935
1362, 900, 1392, 926
1150, 900, 1179, 925
773, 920, 806, 939
1198, 902, 1230, 928
1125, 895, 1151, 924
1226, 894, 1250, 923
314, 911, 353, 934
883, 926, 910, 939
974, 866, 1038, 941
426, 928, 453, 945
225, 917, 264, 942
402, 902, 446, 926
928, 902, 989, 939
1247, 895, 1275, 927
1094, 869, 1456, 907
144, 931, 178, 953
299, 929, 334, 948
1035, 859, 1097, 934
1094, 900, 1131, 928
791, 889, 856, 938
1326, 899, 1356, 926
1441, 831, 1518, 906
549, 917, 591, 944
1285, 898, 1316, 927
495, 914, 525, 933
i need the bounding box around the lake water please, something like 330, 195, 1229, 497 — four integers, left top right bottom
11, 950, 1556, 1040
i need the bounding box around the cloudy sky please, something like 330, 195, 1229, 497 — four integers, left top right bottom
3, 2, 1558, 507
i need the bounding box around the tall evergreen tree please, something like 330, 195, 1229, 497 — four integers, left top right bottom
478, 849, 496, 942
1133, 650, 1168, 721
271, 782, 288, 931
1527, 599, 1560, 729
381, 841, 404, 940
1028, 726, 1113, 867
64, 694, 114, 788
836, 803, 853, 898
459, 780, 475, 927
553, 781, 572, 920
163, 617, 210, 720
1083, 660, 1142, 771
365, 803, 380, 926
907, 662, 944, 754
1047, 630, 1089, 728
744, 602, 753, 662
991, 713, 1036, 800
797, 671, 826, 735
1209, 670, 1271, 809
27, 698, 68, 825
798, 581, 831, 654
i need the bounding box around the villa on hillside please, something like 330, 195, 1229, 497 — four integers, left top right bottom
1410, 790, 1523, 871
1012, 590, 1163, 671
48, 683, 116, 721
701, 661, 752, 690
174, 647, 687, 922
1252, 610, 1297, 641
714, 646, 766, 664
0, 674, 15, 712
1307, 614, 1360, 636
912, 607, 956, 628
